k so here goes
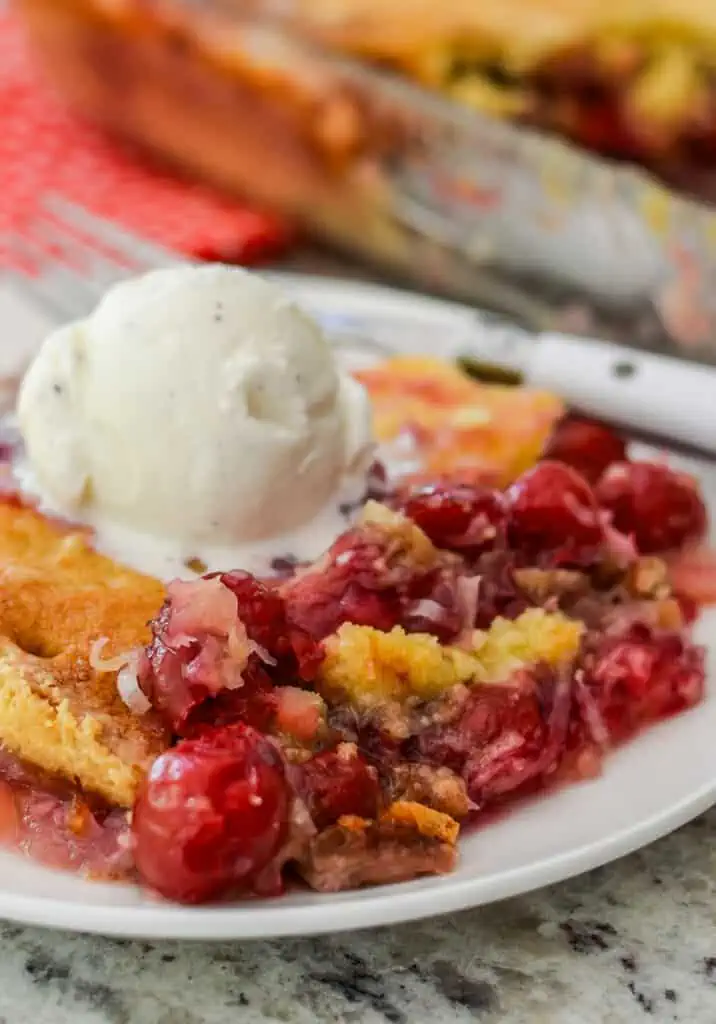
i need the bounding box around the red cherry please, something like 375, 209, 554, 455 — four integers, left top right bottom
544, 417, 627, 483
219, 572, 285, 646
282, 528, 411, 641
282, 517, 473, 645
217, 571, 323, 680
140, 572, 323, 733
297, 747, 381, 829
398, 481, 506, 553
596, 461, 707, 553
587, 625, 705, 740
339, 585, 402, 632
505, 461, 603, 559
183, 661, 278, 735
132, 724, 289, 903
414, 682, 544, 777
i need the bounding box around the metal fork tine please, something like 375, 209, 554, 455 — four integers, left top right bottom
44, 196, 190, 272
8, 229, 106, 320
2, 266, 71, 325
36, 205, 133, 263
4, 196, 191, 327
7, 196, 169, 322
31, 207, 136, 295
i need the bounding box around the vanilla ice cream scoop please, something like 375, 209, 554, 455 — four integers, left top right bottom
17, 265, 373, 554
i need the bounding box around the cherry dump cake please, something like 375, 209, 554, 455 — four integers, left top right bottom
0, 424, 708, 903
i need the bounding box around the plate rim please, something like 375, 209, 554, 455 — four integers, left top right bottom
0, 775, 712, 940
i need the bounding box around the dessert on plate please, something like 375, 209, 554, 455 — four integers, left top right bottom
0, 264, 709, 903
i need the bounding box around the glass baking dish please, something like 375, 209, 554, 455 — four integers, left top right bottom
15, 0, 716, 361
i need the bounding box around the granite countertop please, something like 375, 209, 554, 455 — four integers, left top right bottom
0, 808, 710, 1024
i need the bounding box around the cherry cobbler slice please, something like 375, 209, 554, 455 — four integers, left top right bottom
0, 418, 709, 902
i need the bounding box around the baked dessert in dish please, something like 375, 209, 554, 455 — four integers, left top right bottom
0, 264, 710, 902
18, 0, 716, 355
16, 0, 716, 209
283, 0, 716, 191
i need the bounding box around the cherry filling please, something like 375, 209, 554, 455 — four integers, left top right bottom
0, 431, 709, 902
409, 668, 570, 807
408, 618, 706, 812
580, 623, 706, 742
296, 746, 381, 830
139, 573, 322, 734
0, 748, 131, 876
281, 524, 467, 643
219, 571, 322, 680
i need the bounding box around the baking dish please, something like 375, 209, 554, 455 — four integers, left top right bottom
14, 0, 716, 359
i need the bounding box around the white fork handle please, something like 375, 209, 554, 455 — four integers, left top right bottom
527, 334, 716, 455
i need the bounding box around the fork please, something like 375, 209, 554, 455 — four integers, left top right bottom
3, 196, 192, 324
3, 196, 415, 367
3, 196, 394, 344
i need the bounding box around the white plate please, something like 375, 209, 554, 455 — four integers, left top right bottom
0, 274, 714, 940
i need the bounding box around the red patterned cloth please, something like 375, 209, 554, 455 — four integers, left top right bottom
0, 12, 293, 267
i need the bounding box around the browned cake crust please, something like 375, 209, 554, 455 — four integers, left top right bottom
15, 0, 385, 245
0, 499, 169, 807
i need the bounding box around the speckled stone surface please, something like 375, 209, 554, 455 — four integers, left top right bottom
0, 808, 711, 1024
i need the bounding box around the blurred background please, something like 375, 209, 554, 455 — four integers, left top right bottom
5, 0, 716, 359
